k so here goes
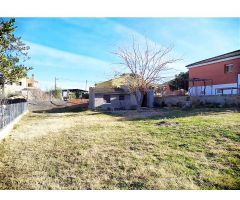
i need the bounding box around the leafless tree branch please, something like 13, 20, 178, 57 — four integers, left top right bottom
113, 36, 181, 105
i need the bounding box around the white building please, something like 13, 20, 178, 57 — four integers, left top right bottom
3, 74, 38, 96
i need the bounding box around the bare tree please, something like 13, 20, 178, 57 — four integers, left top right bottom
114, 37, 180, 107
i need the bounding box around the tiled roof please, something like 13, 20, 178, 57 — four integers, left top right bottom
186, 50, 240, 68
94, 87, 130, 94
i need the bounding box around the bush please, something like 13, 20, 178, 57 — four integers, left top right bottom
52, 88, 62, 99
82, 93, 89, 99
68, 92, 76, 99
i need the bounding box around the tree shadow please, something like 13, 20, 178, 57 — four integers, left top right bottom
92, 107, 240, 121
33, 104, 88, 113
32, 101, 239, 121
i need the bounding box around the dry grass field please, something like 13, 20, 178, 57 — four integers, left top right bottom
0, 107, 239, 189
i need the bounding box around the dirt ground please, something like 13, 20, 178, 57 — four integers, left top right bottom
28, 99, 88, 112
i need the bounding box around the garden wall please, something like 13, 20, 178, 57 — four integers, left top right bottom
154, 95, 240, 107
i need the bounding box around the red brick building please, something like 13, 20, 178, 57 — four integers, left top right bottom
186, 50, 240, 96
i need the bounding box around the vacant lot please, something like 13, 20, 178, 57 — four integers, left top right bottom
0, 108, 239, 189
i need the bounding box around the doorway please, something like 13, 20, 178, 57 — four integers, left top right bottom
141, 93, 147, 107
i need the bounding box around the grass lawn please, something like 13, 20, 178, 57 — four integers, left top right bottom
0, 107, 239, 189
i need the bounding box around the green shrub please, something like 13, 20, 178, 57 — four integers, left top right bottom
52, 88, 62, 99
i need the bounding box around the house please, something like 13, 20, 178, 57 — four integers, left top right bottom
88, 74, 154, 110
25, 74, 38, 88
2, 74, 38, 96
186, 50, 240, 96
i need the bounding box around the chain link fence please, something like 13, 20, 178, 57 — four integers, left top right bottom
0, 101, 28, 129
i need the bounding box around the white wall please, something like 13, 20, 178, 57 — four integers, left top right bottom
4, 77, 39, 96
189, 82, 239, 96
4, 78, 27, 95
93, 93, 138, 110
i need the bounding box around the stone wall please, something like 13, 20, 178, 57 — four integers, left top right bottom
191, 95, 240, 106
155, 96, 189, 107
154, 95, 240, 107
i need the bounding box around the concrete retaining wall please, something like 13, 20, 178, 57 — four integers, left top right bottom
155, 96, 189, 107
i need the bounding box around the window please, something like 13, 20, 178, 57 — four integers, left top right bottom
119, 95, 125, 100
103, 95, 111, 103
224, 64, 233, 73
19, 82, 22, 86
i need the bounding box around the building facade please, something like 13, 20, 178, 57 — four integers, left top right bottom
3, 74, 38, 96
186, 50, 240, 96
88, 75, 154, 110
88, 87, 139, 110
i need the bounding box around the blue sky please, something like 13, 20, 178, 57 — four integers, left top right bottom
12, 18, 240, 90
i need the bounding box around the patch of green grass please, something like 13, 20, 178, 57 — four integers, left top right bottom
0, 108, 239, 189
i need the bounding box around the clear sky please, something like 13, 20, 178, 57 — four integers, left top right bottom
12, 18, 240, 90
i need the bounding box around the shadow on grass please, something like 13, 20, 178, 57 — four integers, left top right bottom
33, 104, 88, 113
33, 102, 239, 121
95, 107, 240, 121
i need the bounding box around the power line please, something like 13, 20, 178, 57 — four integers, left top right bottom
56, 77, 96, 83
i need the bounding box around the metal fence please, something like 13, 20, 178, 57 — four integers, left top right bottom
0, 102, 28, 129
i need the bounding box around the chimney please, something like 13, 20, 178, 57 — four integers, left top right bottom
32, 74, 34, 80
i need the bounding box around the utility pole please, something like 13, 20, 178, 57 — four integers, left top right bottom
54, 77, 57, 91
85, 80, 88, 91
